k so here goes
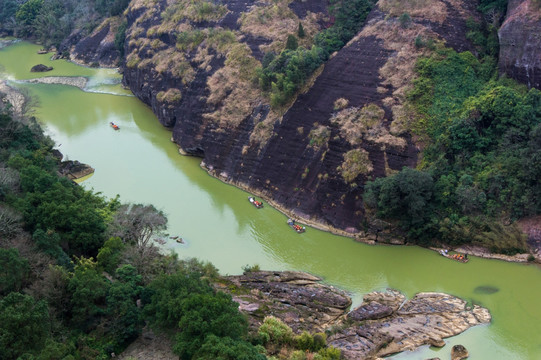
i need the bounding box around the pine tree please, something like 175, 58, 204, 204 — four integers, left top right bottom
297, 22, 305, 38
285, 34, 298, 50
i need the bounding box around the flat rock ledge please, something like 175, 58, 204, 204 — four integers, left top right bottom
25, 76, 88, 90
221, 272, 491, 359
58, 159, 94, 180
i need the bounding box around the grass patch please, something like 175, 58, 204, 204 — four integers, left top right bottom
338, 149, 373, 183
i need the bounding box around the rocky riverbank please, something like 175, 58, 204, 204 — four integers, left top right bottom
219, 271, 491, 359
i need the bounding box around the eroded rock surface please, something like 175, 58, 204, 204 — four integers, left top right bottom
329, 291, 490, 359
223, 271, 351, 333
222, 272, 491, 359
499, 0, 541, 89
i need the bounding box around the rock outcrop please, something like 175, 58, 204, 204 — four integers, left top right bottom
221, 272, 490, 359
116, 0, 482, 236
499, 0, 541, 89
30, 64, 53, 72
222, 271, 352, 333
58, 159, 95, 180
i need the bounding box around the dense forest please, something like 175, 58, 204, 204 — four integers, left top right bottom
0, 96, 345, 358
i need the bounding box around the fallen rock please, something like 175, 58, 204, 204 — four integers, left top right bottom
451, 344, 469, 360
30, 64, 53, 72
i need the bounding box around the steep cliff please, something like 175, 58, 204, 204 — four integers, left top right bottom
120, 0, 482, 236
499, 0, 541, 89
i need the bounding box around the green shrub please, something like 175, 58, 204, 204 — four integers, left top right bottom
295, 331, 314, 351
258, 316, 294, 346
313, 346, 341, 360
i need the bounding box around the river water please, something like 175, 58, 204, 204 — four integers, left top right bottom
1, 40, 540, 359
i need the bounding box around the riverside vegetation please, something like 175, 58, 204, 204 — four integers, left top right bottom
0, 94, 343, 359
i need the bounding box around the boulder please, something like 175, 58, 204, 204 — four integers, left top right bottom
451, 344, 469, 360
30, 64, 53, 72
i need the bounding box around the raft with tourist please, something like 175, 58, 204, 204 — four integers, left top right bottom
440, 249, 469, 263
287, 218, 305, 233
110, 122, 119, 130
248, 196, 263, 208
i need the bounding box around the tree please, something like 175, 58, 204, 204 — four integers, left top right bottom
364, 167, 434, 231
109, 204, 167, 253
285, 34, 298, 51
0, 292, 49, 359
144, 271, 214, 331
193, 335, 266, 360
67, 257, 110, 330
106, 265, 144, 345
0, 247, 30, 295
0, 205, 21, 239
173, 292, 249, 360
15, 0, 43, 37
297, 22, 305, 38
97, 236, 126, 273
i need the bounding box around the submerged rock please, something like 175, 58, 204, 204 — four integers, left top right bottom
223, 272, 491, 359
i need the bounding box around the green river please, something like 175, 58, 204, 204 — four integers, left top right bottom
1, 40, 540, 359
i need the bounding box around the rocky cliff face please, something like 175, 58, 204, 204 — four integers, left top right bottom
120, 0, 481, 236
499, 0, 541, 89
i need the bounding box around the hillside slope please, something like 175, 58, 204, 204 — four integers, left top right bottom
119, 0, 481, 237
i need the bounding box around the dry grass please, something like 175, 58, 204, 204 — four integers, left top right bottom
331, 104, 384, 146
156, 88, 182, 104
249, 117, 275, 148
378, 0, 448, 23
331, 104, 406, 149
308, 124, 331, 149
338, 149, 373, 183
130, 0, 158, 11
333, 97, 349, 110
239, 0, 323, 54
161, 0, 228, 23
